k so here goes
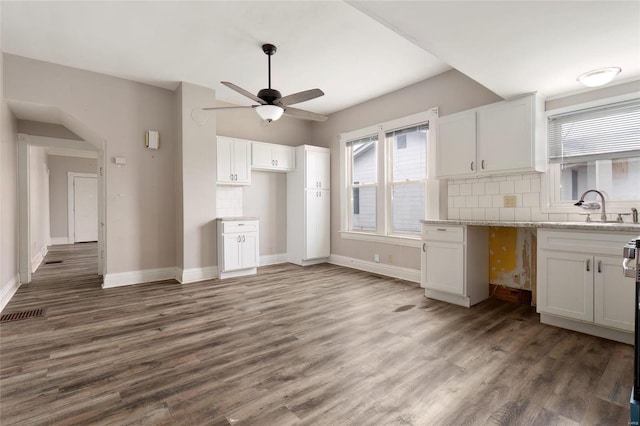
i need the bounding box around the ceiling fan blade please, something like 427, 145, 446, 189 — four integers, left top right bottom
202, 105, 258, 111
221, 81, 266, 105
276, 88, 324, 106
283, 107, 328, 122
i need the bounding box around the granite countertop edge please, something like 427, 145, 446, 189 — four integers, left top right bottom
420, 219, 640, 233
215, 217, 260, 221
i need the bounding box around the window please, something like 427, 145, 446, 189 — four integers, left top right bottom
341, 110, 434, 244
347, 135, 378, 231
547, 97, 640, 210
388, 125, 428, 234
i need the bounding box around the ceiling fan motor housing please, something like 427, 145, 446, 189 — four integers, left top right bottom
257, 88, 282, 105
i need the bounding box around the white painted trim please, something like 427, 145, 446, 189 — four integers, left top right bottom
67, 172, 97, 244
259, 253, 288, 266
50, 237, 70, 245
540, 313, 633, 345
31, 245, 48, 273
103, 267, 177, 288
425, 288, 471, 308
176, 266, 218, 284
328, 254, 420, 283
339, 231, 422, 248
219, 268, 257, 280
46, 148, 97, 159
0, 275, 21, 313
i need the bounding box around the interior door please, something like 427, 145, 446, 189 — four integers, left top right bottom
74, 176, 98, 242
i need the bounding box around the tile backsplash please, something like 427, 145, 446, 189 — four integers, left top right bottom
447, 173, 584, 222
216, 186, 244, 217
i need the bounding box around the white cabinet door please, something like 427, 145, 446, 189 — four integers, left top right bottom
273, 145, 295, 171
538, 251, 593, 322
240, 233, 258, 269
222, 234, 242, 271
232, 139, 251, 184
424, 241, 464, 295
251, 142, 273, 169
305, 150, 330, 189
217, 137, 234, 183
478, 96, 533, 174
436, 111, 477, 178
304, 189, 330, 260
594, 255, 635, 331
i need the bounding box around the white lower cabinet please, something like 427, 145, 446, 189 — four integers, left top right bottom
537, 229, 635, 343
421, 224, 488, 307
216, 219, 259, 279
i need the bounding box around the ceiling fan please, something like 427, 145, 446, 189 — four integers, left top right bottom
204, 44, 327, 122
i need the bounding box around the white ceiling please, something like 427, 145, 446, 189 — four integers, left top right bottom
1, 1, 639, 117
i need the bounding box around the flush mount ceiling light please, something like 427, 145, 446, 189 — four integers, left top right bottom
577, 67, 621, 87
255, 104, 284, 122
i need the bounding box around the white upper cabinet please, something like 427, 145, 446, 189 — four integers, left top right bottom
437, 110, 477, 177
436, 93, 545, 179
217, 136, 251, 185
251, 141, 295, 172
304, 149, 330, 189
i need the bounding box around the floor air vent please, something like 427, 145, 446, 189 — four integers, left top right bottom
1, 309, 45, 323
45, 260, 63, 264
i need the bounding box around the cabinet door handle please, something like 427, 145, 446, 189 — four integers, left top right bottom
235, 174, 238, 181
242, 235, 246, 242
597, 260, 602, 273
470, 161, 475, 171
237, 235, 241, 242
275, 160, 278, 166
230, 173, 233, 181
481, 160, 485, 169
586, 259, 590, 272
422, 243, 426, 252
437, 228, 447, 232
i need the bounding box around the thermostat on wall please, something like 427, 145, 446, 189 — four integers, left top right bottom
145, 130, 159, 150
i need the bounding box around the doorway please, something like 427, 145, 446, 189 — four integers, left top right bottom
68, 173, 98, 243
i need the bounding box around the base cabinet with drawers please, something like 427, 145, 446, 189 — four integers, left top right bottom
537, 229, 635, 343
216, 218, 259, 279
420, 224, 489, 307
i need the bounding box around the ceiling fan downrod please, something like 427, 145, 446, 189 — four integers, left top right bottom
257, 44, 281, 104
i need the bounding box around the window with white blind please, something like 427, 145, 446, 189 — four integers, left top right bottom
341, 110, 434, 244
547, 96, 640, 209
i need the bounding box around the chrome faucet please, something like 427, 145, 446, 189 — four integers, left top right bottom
575, 189, 607, 222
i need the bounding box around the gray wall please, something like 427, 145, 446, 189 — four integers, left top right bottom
1, 51, 20, 297
18, 120, 81, 140
29, 146, 49, 267
5, 54, 177, 274
311, 69, 503, 270
47, 154, 97, 240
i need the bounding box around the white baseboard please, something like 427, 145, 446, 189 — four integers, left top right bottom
103, 267, 177, 289
31, 245, 48, 273
328, 254, 420, 283
176, 266, 218, 284
0, 274, 21, 313
259, 253, 288, 266
219, 267, 257, 280
50, 237, 69, 245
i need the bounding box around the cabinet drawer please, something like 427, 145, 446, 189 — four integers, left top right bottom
222, 221, 258, 233
422, 225, 464, 242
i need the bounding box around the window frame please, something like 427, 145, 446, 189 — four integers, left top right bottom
542, 92, 640, 214
339, 109, 440, 247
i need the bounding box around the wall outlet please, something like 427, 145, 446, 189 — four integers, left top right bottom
503, 195, 517, 208
374, 254, 380, 263
387, 254, 393, 263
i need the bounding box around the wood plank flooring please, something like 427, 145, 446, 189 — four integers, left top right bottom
0, 243, 633, 425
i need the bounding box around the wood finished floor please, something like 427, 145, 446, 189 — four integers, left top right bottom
0, 243, 633, 425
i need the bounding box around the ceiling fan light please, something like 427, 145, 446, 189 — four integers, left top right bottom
577, 67, 621, 87
255, 105, 284, 122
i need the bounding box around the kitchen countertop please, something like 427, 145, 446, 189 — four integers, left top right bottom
215, 217, 260, 221
420, 219, 640, 233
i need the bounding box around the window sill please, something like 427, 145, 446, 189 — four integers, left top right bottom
339, 231, 422, 248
